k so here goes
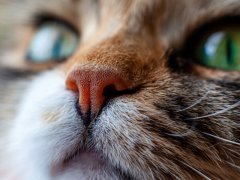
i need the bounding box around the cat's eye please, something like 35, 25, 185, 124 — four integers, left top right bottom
196, 29, 240, 71
27, 22, 79, 63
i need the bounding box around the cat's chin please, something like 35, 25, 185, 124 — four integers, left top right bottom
60, 152, 104, 170
53, 151, 124, 180
55, 152, 105, 174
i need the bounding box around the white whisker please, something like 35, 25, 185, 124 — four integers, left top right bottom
223, 147, 240, 160
166, 130, 193, 138
165, 122, 196, 137
228, 148, 240, 156
188, 100, 240, 120
177, 91, 209, 112
179, 161, 211, 180
225, 161, 240, 171
202, 132, 240, 146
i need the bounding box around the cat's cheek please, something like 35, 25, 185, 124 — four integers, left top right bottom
91, 101, 155, 178
8, 71, 83, 179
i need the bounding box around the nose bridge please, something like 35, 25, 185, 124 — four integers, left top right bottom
83, 37, 143, 68
64, 34, 162, 82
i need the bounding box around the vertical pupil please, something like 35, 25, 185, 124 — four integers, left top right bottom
52, 35, 63, 59
226, 36, 234, 65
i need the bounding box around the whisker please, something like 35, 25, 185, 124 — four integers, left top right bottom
179, 161, 211, 180
165, 122, 196, 138
224, 148, 240, 158
176, 91, 210, 112
166, 130, 193, 138
202, 132, 240, 146
225, 161, 240, 171
188, 100, 240, 120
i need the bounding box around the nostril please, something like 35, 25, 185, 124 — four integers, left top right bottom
103, 84, 118, 99
66, 79, 79, 92
103, 84, 131, 101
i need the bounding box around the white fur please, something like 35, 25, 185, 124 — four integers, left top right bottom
2, 71, 144, 180
6, 71, 82, 180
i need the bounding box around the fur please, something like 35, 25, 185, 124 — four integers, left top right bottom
0, 0, 239, 179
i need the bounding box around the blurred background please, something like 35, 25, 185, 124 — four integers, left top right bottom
0, 2, 8, 52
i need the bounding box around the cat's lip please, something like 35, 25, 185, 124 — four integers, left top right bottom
52, 150, 108, 175
63, 151, 105, 169
53, 149, 129, 179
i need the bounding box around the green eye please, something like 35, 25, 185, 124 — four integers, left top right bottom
197, 30, 240, 71
27, 23, 79, 63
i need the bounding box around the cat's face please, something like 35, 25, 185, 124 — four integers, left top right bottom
0, 0, 239, 179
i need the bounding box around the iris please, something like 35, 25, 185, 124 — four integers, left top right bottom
27, 23, 79, 63
198, 29, 240, 71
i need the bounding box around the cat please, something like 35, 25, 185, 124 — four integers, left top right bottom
0, 0, 239, 179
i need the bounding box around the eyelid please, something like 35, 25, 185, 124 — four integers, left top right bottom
31, 13, 80, 36
167, 15, 240, 73
178, 15, 240, 57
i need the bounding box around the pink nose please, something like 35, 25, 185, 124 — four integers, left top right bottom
66, 69, 129, 127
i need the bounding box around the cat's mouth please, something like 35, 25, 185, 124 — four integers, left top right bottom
52, 145, 129, 179
52, 149, 106, 174
62, 151, 106, 170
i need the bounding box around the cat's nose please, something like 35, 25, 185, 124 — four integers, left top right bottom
66, 69, 129, 127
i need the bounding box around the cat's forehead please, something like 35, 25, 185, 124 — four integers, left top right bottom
19, 0, 240, 16
13, 0, 240, 42
10, 0, 240, 26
